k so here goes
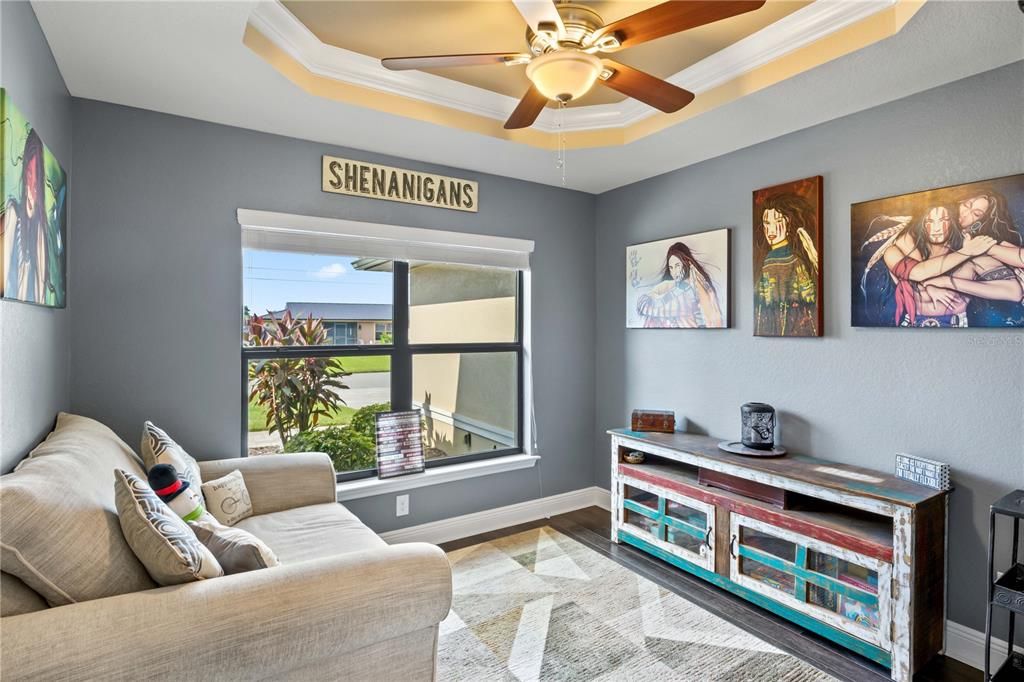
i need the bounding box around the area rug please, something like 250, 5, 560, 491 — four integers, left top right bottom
437, 526, 836, 682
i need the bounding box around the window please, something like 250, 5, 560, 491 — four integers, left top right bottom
374, 322, 392, 343
328, 322, 358, 345
242, 247, 525, 481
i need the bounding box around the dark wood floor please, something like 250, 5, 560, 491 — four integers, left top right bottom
440, 506, 978, 682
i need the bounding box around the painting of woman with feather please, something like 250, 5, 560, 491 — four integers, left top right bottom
852, 174, 1024, 328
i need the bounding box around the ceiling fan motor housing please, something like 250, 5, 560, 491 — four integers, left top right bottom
526, 3, 604, 54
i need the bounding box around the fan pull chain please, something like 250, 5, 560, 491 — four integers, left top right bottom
555, 100, 567, 187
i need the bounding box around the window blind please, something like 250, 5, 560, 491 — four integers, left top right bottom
238, 209, 533, 270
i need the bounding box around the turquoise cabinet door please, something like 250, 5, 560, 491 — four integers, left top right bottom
618, 475, 716, 572
729, 512, 893, 651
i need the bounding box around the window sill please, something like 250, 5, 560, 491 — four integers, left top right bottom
335, 453, 540, 502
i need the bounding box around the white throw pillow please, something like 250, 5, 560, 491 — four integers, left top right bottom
201, 470, 253, 526
141, 422, 203, 493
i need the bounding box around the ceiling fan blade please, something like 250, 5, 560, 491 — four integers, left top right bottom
592, 0, 766, 51
504, 85, 548, 130
382, 53, 527, 71
511, 0, 565, 37
599, 60, 694, 113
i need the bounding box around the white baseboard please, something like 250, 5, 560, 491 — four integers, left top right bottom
945, 619, 1022, 673
380, 486, 610, 545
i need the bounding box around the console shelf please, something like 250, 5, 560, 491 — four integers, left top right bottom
609, 429, 948, 682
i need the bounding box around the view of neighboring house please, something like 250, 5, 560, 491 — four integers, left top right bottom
268, 302, 393, 345
351, 258, 519, 458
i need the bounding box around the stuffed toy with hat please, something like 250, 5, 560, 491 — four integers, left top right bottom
148, 463, 209, 523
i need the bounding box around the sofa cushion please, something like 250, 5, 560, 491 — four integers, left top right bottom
0, 572, 48, 616
189, 517, 280, 574
115, 470, 223, 585
235, 503, 385, 563
0, 413, 157, 605
141, 421, 203, 493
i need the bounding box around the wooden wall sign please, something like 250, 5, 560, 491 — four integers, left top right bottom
894, 453, 950, 491
322, 155, 478, 212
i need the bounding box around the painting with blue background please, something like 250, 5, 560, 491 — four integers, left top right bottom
851, 174, 1024, 328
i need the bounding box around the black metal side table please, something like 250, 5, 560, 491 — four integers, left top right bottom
986, 489, 1024, 681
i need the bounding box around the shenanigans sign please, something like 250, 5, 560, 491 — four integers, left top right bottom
321, 156, 478, 212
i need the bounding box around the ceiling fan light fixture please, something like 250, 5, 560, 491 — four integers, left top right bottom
525, 51, 602, 102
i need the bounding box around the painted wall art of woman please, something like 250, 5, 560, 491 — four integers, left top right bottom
636, 241, 723, 328
2, 126, 66, 307
753, 191, 821, 336
858, 203, 1022, 327
852, 174, 1024, 328
953, 189, 1024, 326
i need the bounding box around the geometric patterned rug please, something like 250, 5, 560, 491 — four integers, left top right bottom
437, 527, 837, 681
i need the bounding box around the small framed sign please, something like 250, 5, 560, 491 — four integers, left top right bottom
375, 410, 426, 479
894, 453, 950, 491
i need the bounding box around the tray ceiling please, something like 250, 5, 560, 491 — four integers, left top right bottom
246, 0, 935, 147
30, 0, 1024, 192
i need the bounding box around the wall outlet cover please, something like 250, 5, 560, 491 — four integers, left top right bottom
396, 494, 410, 517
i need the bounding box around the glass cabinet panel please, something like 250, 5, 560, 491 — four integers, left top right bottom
623, 484, 658, 513
806, 550, 880, 630
740, 526, 797, 563
739, 555, 796, 594
666, 526, 704, 554
665, 499, 707, 529
624, 508, 659, 537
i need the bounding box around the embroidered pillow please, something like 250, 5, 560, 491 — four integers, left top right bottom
201, 470, 253, 526
114, 469, 222, 585
189, 517, 279, 574
140, 421, 203, 493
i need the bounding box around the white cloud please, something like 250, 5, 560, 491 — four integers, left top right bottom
313, 263, 346, 280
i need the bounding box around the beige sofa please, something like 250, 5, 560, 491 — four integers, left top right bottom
0, 413, 453, 680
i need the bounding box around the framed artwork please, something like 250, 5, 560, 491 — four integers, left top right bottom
753, 175, 823, 337
1, 88, 67, 308
625, 228, 729, 329
375, 409, 426, 479
852, 173, 1024, 328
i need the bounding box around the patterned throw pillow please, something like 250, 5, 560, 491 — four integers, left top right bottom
201, 470, 254, 526
140, 421, 203, 493
114, 469, 223, 585
189, 517, 279, 574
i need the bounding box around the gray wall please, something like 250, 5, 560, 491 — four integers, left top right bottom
0, 1, 72, 472
594, 62, 1024, 634
69, 99, 595, 530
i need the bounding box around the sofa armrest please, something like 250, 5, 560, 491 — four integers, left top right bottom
198, 452, 336, 515
1, 543, 452, 680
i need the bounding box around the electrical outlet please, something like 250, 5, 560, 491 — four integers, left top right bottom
396, 494, 409, 517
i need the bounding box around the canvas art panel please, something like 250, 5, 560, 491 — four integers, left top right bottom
752, 175, 823, 337
852, 173, 1024, 328
625, 228, 729, 329
1, 88, 68, 308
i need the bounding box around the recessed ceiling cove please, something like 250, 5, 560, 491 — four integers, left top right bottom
246, 0, 925, 148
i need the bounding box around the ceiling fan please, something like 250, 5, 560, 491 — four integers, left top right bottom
381, 0, 767, 130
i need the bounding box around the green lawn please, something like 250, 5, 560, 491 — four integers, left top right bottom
248, 401, 356, 432
330, 355, 391, 374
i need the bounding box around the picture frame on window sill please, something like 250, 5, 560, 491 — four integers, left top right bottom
375, 409, 426, 479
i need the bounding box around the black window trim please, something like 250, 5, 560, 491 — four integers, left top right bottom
242, 261, 526, 482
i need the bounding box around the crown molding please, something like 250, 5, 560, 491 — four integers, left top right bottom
248, 0, 898, 134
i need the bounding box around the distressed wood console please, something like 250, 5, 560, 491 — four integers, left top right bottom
609, 429, 948, 682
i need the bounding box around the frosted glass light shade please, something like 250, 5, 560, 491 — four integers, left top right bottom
525, 51, 602, 102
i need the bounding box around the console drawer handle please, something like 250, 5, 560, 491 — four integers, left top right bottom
730, 534, 738, 559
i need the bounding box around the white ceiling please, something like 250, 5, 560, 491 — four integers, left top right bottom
32, 1, 1024, 194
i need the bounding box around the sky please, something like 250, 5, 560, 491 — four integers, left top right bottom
243, 249, 392, 316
